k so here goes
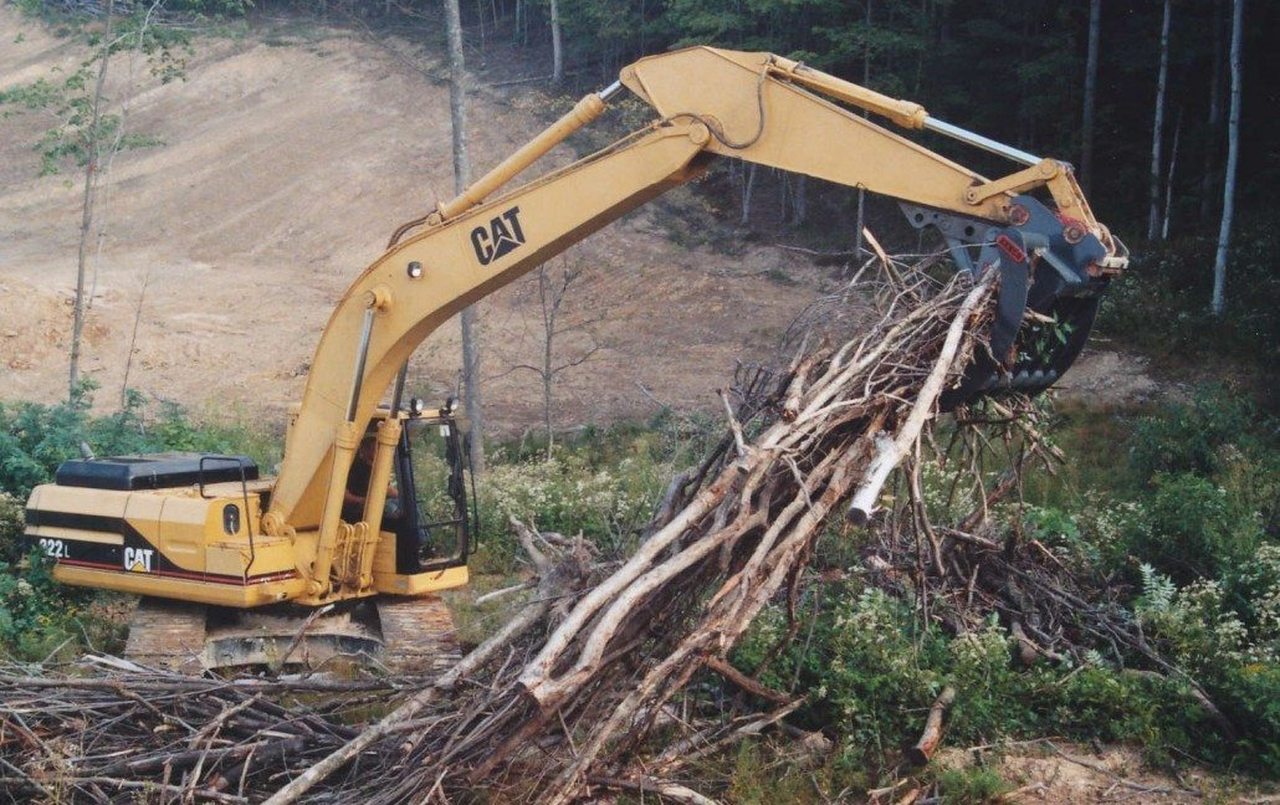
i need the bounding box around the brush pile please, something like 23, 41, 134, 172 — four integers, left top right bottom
2, 256, 1015, 803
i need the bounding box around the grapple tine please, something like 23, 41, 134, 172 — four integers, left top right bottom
901, 196, 1117, 410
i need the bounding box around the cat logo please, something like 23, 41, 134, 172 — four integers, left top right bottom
470, 206, 526, 266
124, 547, 155, 573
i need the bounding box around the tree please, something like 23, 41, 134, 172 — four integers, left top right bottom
1, 0, 188, 403
70, 0, 119, 403
1211, 0, 1243, 318
1081, 0, 1101, 192
550, 0, 564, 84
1161, 107, 1181, 239
443, 0, 486, 472
1147, 0, 1171, 241
853, 0, 873, 260
512, 258, 601, 458
1200, 0, 1227, 223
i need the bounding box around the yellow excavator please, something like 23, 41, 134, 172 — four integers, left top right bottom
22, 47, 1127, 672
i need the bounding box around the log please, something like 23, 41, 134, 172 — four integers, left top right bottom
705, 655, 792, 705
846, 276, 993, 523
906, 685, 957, 766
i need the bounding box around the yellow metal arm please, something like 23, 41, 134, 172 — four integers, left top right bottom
265, 47, 1122, 573
267, 123, 708, 531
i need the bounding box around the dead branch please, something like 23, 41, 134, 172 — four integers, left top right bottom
906, 685, 957, 766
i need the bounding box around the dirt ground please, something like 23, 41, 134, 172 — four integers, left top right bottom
0, 8, 830, 433
933, 741, 1277, 803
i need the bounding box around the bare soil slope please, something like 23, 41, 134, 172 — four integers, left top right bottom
0, 8, 822, 432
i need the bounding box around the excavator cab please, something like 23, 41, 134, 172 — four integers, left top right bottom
390, 401, 474, 575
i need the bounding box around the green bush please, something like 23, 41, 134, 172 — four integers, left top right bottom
470, 413, 716, 572
479, 449, 666, 565
934, 767, 1010, 804
1129, 386, 1271, 480
1135, 560, 1280, 770
0, 533, 120, 663
1130, 472, 1264, 583
0, 384, 277, 500
733, 575, 1229, 769
1098, 219, 1280, 376
1218, 663, 1280, 775
1084, 386, 1280, 583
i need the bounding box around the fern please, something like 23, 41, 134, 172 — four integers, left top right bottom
1136, 562, 1177, 614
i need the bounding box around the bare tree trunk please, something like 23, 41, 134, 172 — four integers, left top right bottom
70, 0, 115, 402
854, 0, 872, 257
792, 174, 807, 226
1081, 0, 1101, 192
1200, 0, 1226, 224
1161, 107, 1181, 240
1147, 0, 1171, 241
445, 0, 486, 472
739, 164, 756, 226
540, 268, 556, 457
550, 0, 563, 84
1212, 0, 1243, 318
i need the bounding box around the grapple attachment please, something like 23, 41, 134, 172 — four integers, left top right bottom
901, 195, 1123, 410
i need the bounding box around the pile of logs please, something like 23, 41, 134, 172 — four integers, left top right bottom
3, 257, 1013, 802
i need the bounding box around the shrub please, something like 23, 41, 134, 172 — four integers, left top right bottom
0, 548, 108, 662
0, 385, 278, 500
474, 448, 674, 572
1218, 663, 1280, 775
1125, 472, 1263, 583
1129, 386, 1269, 481
935, 767, 1010, 804
1098, 218, 1280, 377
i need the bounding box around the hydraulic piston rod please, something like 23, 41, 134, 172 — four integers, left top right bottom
922, 117, 1042, 166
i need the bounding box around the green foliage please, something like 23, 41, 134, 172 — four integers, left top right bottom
0, 2, 198, 176
724, 741, 814, 804
0, 492, 122, 661
1099, 219, 1280, 376
479, 448, 664, 563
1109, 385, 1278, 582
1134, 557, 1280, 770
0, 383, 276, 500
469, 413, 715, 572
1021, 504, 1104, 569
934, 766, 1010, 804
732, 579, 1211, 768
1218, 663, 1280, 775
0, 495, 26, 568
1136, 566, 1248, 678
1129, 385, 1272, 480
1137, 472, 1263, 582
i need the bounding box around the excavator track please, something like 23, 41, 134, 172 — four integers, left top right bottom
376, 595, 461, 676
121, 595, 459, 677
123, 597, 210, 674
